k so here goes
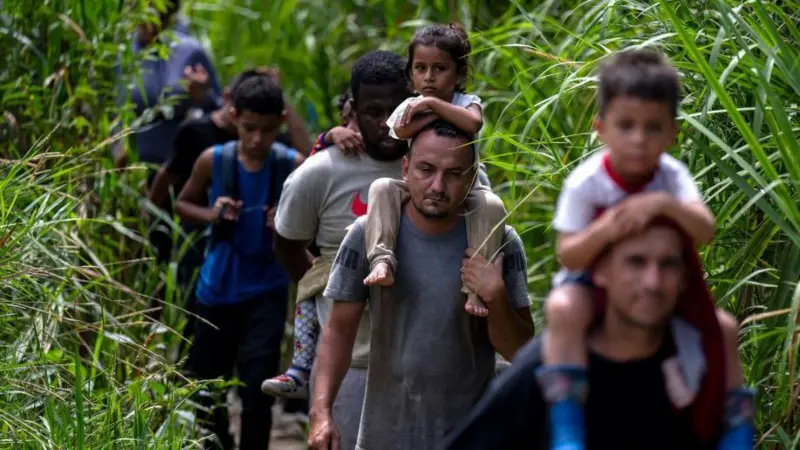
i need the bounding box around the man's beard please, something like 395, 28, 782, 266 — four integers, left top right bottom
612, 301, 670, 334
363, 143, 404, 161
358, 120, 407, 161
411, 193, 451, 220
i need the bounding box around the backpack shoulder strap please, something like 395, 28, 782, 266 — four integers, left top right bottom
218, 140, 239, 199
210, 140, 239, 247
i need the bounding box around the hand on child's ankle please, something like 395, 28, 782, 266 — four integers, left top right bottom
461, 249, 505, 306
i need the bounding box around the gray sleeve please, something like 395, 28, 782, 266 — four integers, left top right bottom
274, 160, 322, 241
501, 227, 531, 309
323, 219, 370, 302
476, 161, 492, 189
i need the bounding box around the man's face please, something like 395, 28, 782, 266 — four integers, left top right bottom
231, 109, 282, 159
593, 226, 686, 329
402, 130, 475, 220
353, 83, 410, 161
595, 96, 678, 181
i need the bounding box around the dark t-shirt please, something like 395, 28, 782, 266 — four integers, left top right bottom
165, 115, 237, 196
440, 334, 710, 450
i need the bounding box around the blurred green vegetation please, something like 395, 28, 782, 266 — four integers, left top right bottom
1, 0, 798, 447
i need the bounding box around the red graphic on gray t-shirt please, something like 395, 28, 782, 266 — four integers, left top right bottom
351, 192, 368, 217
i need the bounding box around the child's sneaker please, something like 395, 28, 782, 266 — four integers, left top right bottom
261, 373, 309, 399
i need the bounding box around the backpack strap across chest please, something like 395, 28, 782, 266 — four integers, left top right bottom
209, 141, 296, 248
209, 140, 239, 248
218, 140, 239, 201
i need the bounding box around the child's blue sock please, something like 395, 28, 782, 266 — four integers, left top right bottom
535, 365, 588, 450
717, 387, 756, 450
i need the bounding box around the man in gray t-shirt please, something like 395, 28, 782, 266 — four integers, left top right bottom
274, 50, 413, 450
308, 120, 535, 450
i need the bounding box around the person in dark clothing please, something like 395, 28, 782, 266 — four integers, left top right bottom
440, 220, 756, 450
175, 73, 303, 450
113, 0, 222, 170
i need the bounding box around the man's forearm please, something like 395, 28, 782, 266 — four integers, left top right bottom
487, 292, 534, 361
274, 234, 314, 283
286, 250, 314, 283
148, 167, 178, 208
311, 309, 359, 414
175, 200, 216, 225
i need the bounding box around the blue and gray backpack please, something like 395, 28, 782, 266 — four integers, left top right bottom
209, 140, 295, 248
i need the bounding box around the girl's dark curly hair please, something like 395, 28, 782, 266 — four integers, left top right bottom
406, 22, 471, 93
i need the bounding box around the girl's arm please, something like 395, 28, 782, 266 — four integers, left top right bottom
393, 112, 440, 141
310, 126, 365, 156
391, 96, 485, 140
421, 97, 483, 135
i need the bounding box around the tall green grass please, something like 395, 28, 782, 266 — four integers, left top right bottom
1, 0, 206, 447
1, 0, 798, 447
195, 0, 800, 446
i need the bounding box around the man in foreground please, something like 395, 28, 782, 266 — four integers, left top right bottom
440, 220, 756, 450
308, 120, 535, 450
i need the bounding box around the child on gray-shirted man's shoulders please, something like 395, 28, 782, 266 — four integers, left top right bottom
364, 22, 507, 318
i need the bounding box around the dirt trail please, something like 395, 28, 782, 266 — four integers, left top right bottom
270, 427, 308, 450
227, 391, 308, 450
269, 406, 308, 450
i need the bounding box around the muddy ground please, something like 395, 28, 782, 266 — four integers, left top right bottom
226, 391, 308, 450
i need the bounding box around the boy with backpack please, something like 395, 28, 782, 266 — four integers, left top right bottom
175, 74, 301, 450
148, 67, 309, 367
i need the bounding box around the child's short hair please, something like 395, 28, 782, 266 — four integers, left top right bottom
597, 48, 682, 118
406, 23, 471, 93
350, 50, 407, 103
228, 68, 270, 93
231, 75, 284, 116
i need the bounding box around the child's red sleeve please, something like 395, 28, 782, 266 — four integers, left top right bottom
309, 131, 328, 156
